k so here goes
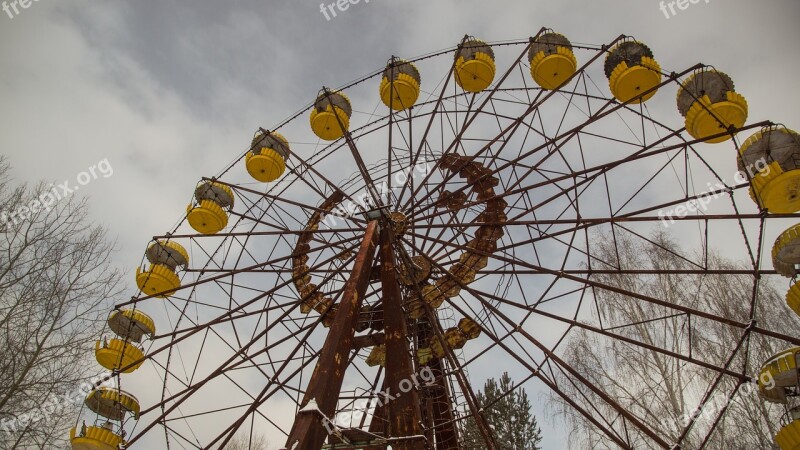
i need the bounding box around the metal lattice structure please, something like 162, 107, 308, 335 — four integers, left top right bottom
69, 30, 800, 450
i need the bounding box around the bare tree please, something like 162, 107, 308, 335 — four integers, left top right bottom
550, 230, 795, 449
225, 431, 271, 450
0, 159, 123, 449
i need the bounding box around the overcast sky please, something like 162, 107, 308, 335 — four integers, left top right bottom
2, 0, 799, 448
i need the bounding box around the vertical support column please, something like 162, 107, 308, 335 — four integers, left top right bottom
417, 321, 459, 449
368, 379, 387, 435
380, 228, 426, 449
285, 221, 380, 450
426, 359, 460, 449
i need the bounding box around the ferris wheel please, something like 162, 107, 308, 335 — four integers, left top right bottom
67, 29, 800, 450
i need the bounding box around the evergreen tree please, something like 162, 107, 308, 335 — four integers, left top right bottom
460, 372, 543, 449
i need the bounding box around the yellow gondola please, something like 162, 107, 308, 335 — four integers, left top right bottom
135, 263, 180, 298
757, 347, 800, 404
529, 32, 577, 90
380, 58, 421, 110
95, 309, 154, 373
107, 309, 156, 343
604, 40, 662, 104
246, 130, 289, 182
454, 37, 496, 93
71, 387, 140, 450
85, 388, 141, 421
787, 283, 800, 318
186, 181, 235, 235
739, 126, 800, 212
776, 407, 800, 450
95, 338, 145, 373
773, 224, 800, 278
677, 69, 748, 143
70, 425, 123, 450
310, 89, 352, 140
135, 240, 188, 298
